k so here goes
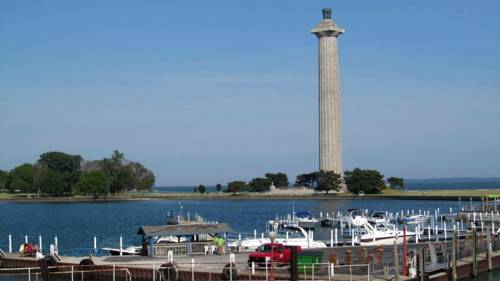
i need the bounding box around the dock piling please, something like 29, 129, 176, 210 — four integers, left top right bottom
8, 234, 12, 253
39, 234, 42, 252
487, 226, 492, 271
393, 238, 399, 281
452, 230, 457, 281
418, 247, 425, 281
119, 236, 123, 256
472, 227, 478, 277
191, 259, 195, 281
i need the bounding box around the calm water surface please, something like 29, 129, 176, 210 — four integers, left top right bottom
0, 199, 464, 255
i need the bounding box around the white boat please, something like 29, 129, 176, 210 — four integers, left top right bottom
102, 246, 141, 256
367, 211, 390, 226
352, 221, 416, 246
398, 214, 430, 225
268, 211, 318, 231
345, 209, 368, 227
228, 226, 327, 252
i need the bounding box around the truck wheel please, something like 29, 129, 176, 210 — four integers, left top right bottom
222, 263, 238, 280
159, 262, 178, 281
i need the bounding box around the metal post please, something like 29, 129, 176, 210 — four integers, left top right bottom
254, 229, 257, 239
152, 263, 156, 281
472, 228, 477, 277
393, 238, 399, 281
418, 247, 425, 281
113, 264, 116, 281
25, 235, 28, 244
71, 266, 74, 281
330, 229, 333, 247
93, 236, 97, 251
28, 268, 31, 281
191, 259, 195, 281
368, 263, 370, 281
335, 228, 338, 245
8, 234, 12, 253
487, 226, 492, 271
451, 230, 457, 281
54, 236, 58, 248
403, 225, 407, 276
416, 226, 419, 244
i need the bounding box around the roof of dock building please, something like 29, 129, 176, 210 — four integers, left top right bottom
137, 223, 233, 237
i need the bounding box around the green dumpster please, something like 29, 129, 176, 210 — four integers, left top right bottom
298, 251, 323, 273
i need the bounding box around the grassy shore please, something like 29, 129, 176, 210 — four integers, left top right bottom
0, 188, 499, 202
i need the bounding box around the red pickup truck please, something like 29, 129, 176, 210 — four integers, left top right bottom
248, 243, 302, 266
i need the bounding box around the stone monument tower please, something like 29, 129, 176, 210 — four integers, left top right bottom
311, 8, 344, 175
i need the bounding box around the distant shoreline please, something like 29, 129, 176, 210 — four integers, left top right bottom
1, 188, 499, 203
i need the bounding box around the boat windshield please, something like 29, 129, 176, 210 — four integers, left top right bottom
276, 228, 306, 239
350, 210, 364, 217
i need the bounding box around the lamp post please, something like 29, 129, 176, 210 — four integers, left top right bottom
269, 231, 277, 281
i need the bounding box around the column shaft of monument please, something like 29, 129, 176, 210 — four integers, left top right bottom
311, 9, 344, 176
318, 36, 342, 174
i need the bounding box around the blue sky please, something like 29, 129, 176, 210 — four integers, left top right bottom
1, 1, 499, 186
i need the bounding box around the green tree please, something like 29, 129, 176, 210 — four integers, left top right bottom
75, 171, 109, 198
37, 151, 82, 194
249, 177, 271, 192
215, 183, 222, 193
295, 172, 319, 188
38, 152, 82, 173
315, 170, 342, 194
197, 184, 206, 194
0, 170, 8, 190
126, 162, 155, 190
344, 168, 385, 194
100, 150, 129, 194
6, 164, 36, 195
265, 173, 289, 188
387, 177, 405, 189
226, 181, 247, 195
39, 169, 66, 196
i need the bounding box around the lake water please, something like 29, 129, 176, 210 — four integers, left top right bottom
0, 198, 465, 255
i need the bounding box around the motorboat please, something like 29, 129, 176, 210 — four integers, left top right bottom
346, 209, 368, 227
367, 211, 390, 226
352, 221, 416, 246
227, 226, 327, 252
293, 211, 319, 229
102, 246, 141, 256
398, 214, 430, 225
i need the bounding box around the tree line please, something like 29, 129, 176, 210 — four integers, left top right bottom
193, 169, 403, 195
195, 169, 403, 195
296, 168, 404, 194
0, 150, 155, 198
